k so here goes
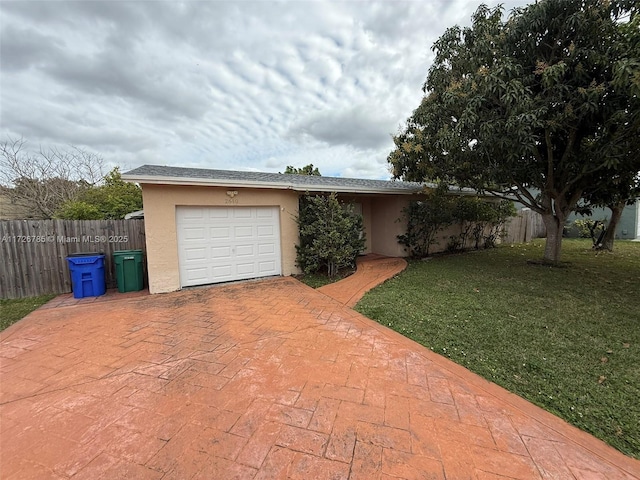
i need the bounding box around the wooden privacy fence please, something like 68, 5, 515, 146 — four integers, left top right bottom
503, 209, 546, 244
1, 219, 145, 299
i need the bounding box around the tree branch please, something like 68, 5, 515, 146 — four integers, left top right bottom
545, 129, 556, 197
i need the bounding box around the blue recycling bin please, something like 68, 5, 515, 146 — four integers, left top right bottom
67, 253, 106, 299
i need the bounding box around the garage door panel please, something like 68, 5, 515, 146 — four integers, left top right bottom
182, 208, 206, 220
177, 206, 281, 287
211, 246, 231, 258
234, 226, 253, 238
256, 208, 275, 219
233, 209, 253, 219
256, 225, 275, 237
185, 267, 208, 281
236, 262, 256, 275
258, 243, 275, 255
209, 209, 230, 219
185, 247, 208, 261
212, 264, 233, 283
258, 260, 277, 273
210, 227, 231, 239
183, 227, 206, 241
235, 244, 254, 257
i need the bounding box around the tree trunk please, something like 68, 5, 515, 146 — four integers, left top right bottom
598, 201, 625, 251
541, 213, 563, 264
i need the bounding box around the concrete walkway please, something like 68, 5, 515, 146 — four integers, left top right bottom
317, 254, 407, 307
1, 267, 639, 478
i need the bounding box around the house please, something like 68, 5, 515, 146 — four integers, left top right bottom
0, 187, 43, 220
565, 201, 640, 241
123, 165, 473, 294
511, 189, 639, 242
124, 209, 144, 220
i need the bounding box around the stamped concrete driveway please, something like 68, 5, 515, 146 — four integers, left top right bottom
1, 277, 639, 479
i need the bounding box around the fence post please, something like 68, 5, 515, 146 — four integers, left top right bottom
503, 209, 545, 245
1, 219, 145, 299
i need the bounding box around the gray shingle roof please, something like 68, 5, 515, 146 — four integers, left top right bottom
123, 164, 426, 194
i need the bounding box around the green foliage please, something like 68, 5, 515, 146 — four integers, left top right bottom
55, 200, 102, 220
283, 164, 321, 176
296, 193, 365, 277
389, 0, 640, 263
397, 185, 456, 257
451, 197, 516, 251
573, 218, 606, 239
478, 200, 518, 249
356, 239, 640, 458
56, 167, 142, 220
398, 186, 516, 257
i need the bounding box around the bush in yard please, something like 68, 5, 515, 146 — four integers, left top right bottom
296, 193, 365, 277
398, 185, 456, 257
448, 196, 479, 251
399, 185, 515, 256
573, 218, 607, 246
478, 199, 517, 248
449, 197, 515, 251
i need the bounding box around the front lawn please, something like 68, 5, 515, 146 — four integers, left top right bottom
0, 295, 56, 332
355, 239, 640, 459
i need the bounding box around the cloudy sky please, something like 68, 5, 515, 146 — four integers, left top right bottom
1, 0, 528, 180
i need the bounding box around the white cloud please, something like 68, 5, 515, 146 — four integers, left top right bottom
0, 0, 529, 180
290, 104, 395, 150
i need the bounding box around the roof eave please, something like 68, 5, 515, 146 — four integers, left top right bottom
122, 174, 423, 195
290, 185, 422, 195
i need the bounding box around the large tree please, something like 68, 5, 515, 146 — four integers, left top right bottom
389, 0, 640, 263
581, 12, 640, 251
577, 168, 639, 251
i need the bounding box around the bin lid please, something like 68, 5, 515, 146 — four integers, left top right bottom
113, 249, 143, 254
67, 255, 104, 265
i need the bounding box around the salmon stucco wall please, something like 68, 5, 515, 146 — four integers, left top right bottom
141, 184, 300, 294
360, 198, 373, 254
370, 196, 414, 257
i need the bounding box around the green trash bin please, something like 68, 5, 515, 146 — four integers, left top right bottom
113, 250, 145, 293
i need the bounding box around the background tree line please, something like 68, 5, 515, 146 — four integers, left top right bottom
0, 137, 142, 220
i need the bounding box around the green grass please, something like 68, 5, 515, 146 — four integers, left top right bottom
0, 295, 56, 332
355, 239, 640, 459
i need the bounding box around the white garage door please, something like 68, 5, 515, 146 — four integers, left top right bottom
176, 206, 282, 287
